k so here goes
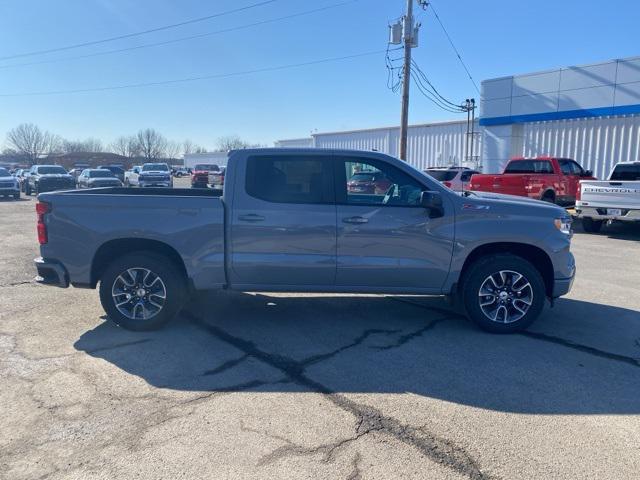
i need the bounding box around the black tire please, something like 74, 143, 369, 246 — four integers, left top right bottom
582, 217, 603, 233
541, 191, 555, 204
99, 252, 187, 331
25, 183, 31, 195
13, 193, 20, 200
461, 254, 546, 333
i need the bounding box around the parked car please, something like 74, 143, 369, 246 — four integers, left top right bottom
470, 157, 595, 205
425, 167, 480, 191
25, 165, 75, 195
34, 148, 575, 334
124, 166, 142, 187
68, 168, 85, 183
191, 164, 219, 188
97, 165, 125, 183
137, 163, 173, 188
13, 169, 30, 192
208, 167, 225, 189
575, 161, 640, 232
77, 169, 124, 189
347, 170, 392, 194
173, 167, 188, 177
0, 167, 20, 199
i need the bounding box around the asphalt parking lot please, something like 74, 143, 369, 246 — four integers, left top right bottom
1, 188, 639, 480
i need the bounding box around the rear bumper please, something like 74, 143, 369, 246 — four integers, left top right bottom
575, 205, 640, 222
34, 257, 69, 288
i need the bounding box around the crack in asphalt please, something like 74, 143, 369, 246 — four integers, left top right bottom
185, 311, 493, 480
520, 331, 640, 368
346, 452, 362, 480
389, 296, 640, 369
371, 317, 449, 351
0, 280, 36, 288
203, 353, 250, 376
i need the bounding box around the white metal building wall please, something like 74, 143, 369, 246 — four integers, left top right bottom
310, 120, 481, 170
521, 114, 640, 179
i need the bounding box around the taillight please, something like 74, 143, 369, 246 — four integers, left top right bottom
443, 181, 452, 188
576, 182, 582, 201
36, 201, 50, 245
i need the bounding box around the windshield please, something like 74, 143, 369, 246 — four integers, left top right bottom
0, 168, 9, 176
37, 166, 67, 175
610, 164, 640, 181
142, 164, 169, 172
194, 164, 219, 171
425, 170, 457, 181
90, 170, 115, 178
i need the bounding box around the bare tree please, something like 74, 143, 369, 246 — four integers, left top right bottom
216, 135, 263, 151
62, 137, 103, 153
5, 123, 59, 165
164, 140, 181, 160
183, 139, 207, 156
110, 135, 140, 158
136, 129, 167, 161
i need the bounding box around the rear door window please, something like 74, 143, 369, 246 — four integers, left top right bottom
245, 155, 334, 204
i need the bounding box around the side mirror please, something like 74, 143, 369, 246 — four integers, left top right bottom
420, 191, 444, 218
582, 170, 593, 177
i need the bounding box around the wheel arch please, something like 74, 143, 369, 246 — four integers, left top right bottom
91, 238, 188, 288
458, 242, 554, 297
541, 188, 556, 201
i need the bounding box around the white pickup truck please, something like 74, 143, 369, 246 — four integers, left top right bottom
576, 162, 640, 232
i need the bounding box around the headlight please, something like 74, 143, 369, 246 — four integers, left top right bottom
554, 217, 572, 235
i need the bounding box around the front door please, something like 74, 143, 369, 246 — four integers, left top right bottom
230, 153, 337, 287
335, 156, 454, 291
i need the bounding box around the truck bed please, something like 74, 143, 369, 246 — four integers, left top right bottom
38, 187, 226, 290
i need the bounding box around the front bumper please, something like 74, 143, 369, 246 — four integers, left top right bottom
139, 180, 172, 187
0, 186, 19, 194
34, 257, 69, 288
575, 205, 640, 222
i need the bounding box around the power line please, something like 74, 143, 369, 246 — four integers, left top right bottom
411, 59, 464, 109
427, 1, 480, 95
0, 50, 385, 98
0, 1, 359, 70
0, 0, 280, 61
411, 70, 465, 114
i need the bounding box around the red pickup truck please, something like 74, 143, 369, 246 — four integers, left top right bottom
470, 157, 595, 205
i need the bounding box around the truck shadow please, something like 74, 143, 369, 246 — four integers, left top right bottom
74, 292, 640, 414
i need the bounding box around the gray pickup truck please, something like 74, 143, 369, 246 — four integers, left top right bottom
34, 148, 575, 333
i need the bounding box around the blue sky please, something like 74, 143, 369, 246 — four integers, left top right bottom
0, 0, 638, 148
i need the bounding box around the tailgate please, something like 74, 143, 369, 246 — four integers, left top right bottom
579, 180, 640, 208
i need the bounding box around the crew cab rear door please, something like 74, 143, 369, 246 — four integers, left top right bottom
229, 152, 337, 287
334, 155, 454, 292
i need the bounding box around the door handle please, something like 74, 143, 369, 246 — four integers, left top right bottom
342, 216, 368, 224
238, 214, 265, 222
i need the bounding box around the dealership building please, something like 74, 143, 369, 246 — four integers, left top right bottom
276, 55, 640, 178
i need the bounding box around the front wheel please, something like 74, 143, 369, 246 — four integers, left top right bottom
461, 254, 546, 333
99, 252, 187, 331
25, 183, 31, 195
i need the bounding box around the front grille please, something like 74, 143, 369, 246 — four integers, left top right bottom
0, 181, 15, 188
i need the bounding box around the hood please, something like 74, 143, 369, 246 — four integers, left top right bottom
466, 190, 567, 215
38, 173, 73, 179
0, 175, 16, 181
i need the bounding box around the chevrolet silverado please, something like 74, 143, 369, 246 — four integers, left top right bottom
34, 148, 576, 333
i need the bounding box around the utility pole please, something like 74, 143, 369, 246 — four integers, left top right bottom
399, 0, 414, 161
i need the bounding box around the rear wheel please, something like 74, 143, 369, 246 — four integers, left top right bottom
582, 217, 603, 233
461, 254, 546, 333
541, 191, 555, 204
99, 252, 187, 331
